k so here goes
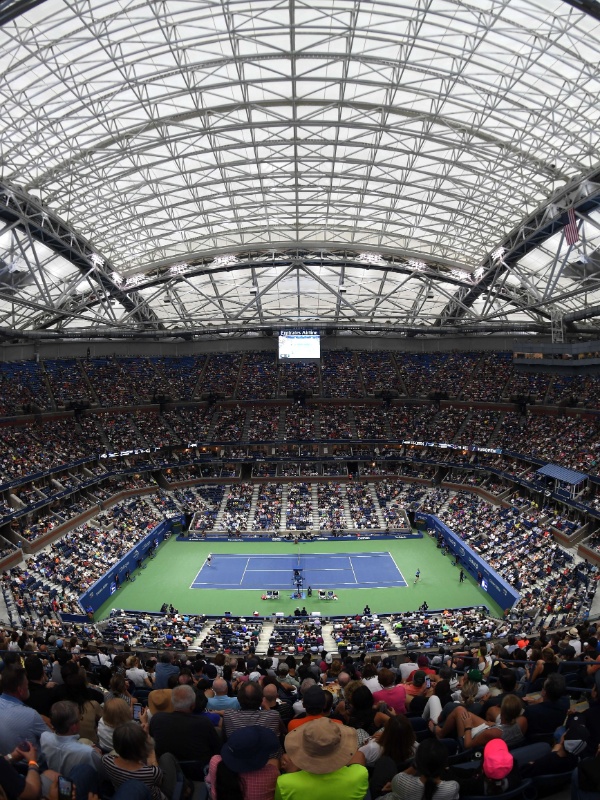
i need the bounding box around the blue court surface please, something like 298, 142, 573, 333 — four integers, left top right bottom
190, 552, 406, 590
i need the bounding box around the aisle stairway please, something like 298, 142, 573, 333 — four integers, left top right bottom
247, 484, 261, 530
367, 482, 387, 527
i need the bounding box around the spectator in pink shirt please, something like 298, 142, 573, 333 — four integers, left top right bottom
372, 668, 407, 714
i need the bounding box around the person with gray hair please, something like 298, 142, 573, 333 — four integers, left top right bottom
40, 699, 102, 775
149, 684, 220, 780
277, 663, 300, 689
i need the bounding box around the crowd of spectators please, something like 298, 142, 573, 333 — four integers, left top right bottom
253, 483, 283, 530
286, 483, 313, 530
356, 350, 404, 394
2, 494, 165, 624
458, 411, 501, 447
354, 405, 388, 439
211, 406, 246, 441
279, 361, 320, 394
0, 614, 599, 800
332, 614, 394, 651
44, 358, 92, 407
247, 406, 281, 441
5, 352, 600, 414
200, 353, 243, 396
202, 616, 262, 653
218, 483, 253, 533
346, 483, 380, 529
321, 351, 363, 397
438, 492, 597, 628
284, 405, 315, 439
100, 608, 205, 649
318, 482, 347, 532
0, 359, 50, 413
4, 399, 600, 499
236, 352, 279, 399
320, 406, 352, 439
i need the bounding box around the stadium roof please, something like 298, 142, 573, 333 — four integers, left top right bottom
2, 0, 600, 341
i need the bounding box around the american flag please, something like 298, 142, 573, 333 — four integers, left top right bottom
565, 207, 579, 246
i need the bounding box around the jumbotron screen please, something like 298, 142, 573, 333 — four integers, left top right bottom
278, 331, 320, 361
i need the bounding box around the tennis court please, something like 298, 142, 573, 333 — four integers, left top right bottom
190, 551, 407, 590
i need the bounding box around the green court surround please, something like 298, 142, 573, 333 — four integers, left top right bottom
95, 534, 504, 620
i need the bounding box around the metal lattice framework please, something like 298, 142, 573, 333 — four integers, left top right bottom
2, 0, 600, 340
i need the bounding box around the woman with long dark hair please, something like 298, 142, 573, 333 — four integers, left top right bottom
365, 714, 418, 799
347, 685, 390, 735
379, 738, 459, 800
208, 726, 279, 800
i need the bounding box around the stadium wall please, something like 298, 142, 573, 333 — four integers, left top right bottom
416, 513, 520, 612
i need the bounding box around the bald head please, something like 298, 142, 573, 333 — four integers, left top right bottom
263, 684, 278, 703
212, 678, 228, 695
338, 671, 351, 687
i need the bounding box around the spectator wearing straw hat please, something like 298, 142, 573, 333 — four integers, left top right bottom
275, 717, 367, 800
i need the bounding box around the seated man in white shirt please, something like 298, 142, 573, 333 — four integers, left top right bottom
41, 701, 102, 777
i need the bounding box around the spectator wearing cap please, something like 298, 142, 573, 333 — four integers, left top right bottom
149, 685, 220, 781
373, 669, 407, 715
208, 725, 280, 800
521, 724, 589, 777
523, 673, 569, 739
287, 686, 340, 732
276, 718, 368, 800
569, 628, 582, 657
458, 739, 521, 796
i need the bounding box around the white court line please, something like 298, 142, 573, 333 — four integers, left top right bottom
388, 552, 407, 587
240, 557, 250, 586
244, 567, 353, 573
349, 556, 359, 586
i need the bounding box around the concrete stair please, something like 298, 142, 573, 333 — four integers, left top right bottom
247, 484, 261, 530
256, 620, 275, 652
368, 482, 387, 527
